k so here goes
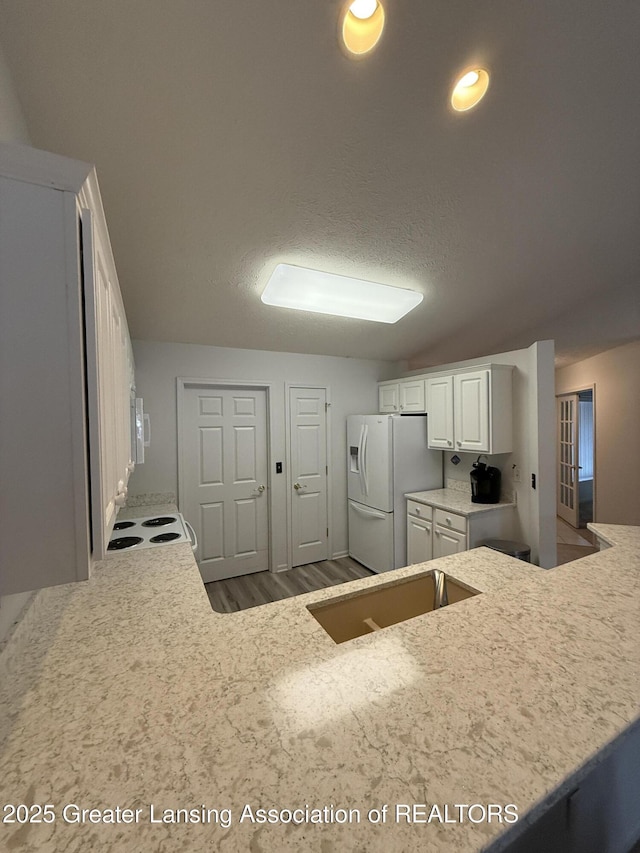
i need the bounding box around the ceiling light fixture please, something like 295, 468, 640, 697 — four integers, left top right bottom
349, 0, 378, 19
340, 0, 385, 56
451, 67, 490, 112
261, 263, 423, 324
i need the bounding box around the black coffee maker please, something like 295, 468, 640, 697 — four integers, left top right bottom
470, 455, 501, 504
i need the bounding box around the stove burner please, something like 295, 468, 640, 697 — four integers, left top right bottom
150, 532, 181, 543
108, 536, 144, 551
141, 516, 176, 528
113, 520, 135, 530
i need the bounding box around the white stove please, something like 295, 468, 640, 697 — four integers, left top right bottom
107, 513, 195, 554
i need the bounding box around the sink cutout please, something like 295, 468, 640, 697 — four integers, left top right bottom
308, 570, 480, 644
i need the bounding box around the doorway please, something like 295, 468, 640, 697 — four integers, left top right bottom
556, 388, 595, 529
288, 386, 329, 567
178, 382, 271, 582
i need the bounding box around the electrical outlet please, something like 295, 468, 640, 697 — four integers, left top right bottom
512, 465, 521, 484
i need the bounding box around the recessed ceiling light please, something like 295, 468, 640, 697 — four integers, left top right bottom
340, 0, 385, 56
451, 67, 490, 112
261, 264, 423, 324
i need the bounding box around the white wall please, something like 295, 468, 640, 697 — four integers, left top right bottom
404, 341, 557, 567
0, 41, 33, 642
556, 340, 640, 525
0, 44, 29, 144
129, 340, 397, 570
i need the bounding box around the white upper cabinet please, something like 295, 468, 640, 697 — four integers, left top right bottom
454, 370, 491, 452
400, 380, 426, 413
423, 376, 454, 448
378, 379, 426, 413
426, 365, 513, 454
378, 382, 400, 413
0, 143, 133, 596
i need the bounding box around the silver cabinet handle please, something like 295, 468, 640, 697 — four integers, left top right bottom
447, 440, 452, 446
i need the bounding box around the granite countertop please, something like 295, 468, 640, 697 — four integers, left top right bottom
406, 488, 516, 516
0, 508, 639, 853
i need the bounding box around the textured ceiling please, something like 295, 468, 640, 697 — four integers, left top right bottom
1, 0, 638, 366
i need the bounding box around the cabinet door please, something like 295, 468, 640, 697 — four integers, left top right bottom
407, 516, 432, 565
400, 380, 426, 413
87, 221, 118, 554
426, 376, 454, 448
433, 526, 467, 559
454, 370, 490, 453
84, 214, 131, 557
378, 383, 399, 413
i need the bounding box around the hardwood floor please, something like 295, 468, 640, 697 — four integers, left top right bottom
204, 518, 599, 612
204, 556, 373, 613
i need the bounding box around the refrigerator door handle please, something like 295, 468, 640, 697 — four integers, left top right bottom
361, 424, 369, 496
350, 501, 386, 521
357, 424, 365, 494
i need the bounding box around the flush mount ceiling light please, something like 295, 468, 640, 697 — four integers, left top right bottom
340, 0, 385, 56
261, 263, 423, 323
451, 67, 490, 112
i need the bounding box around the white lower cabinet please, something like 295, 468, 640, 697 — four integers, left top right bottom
433, 508, 468, 558
433, 525, 467, 558
407, 518, 433, 564
406, 498, 515, 566
0, 143, 133, 596
406, 500, 433, 565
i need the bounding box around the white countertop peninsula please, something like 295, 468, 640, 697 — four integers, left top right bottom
1, 509, 639, 853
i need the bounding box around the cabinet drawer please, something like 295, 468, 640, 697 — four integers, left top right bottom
407, 500, 433, 520
434, 508, 466, 534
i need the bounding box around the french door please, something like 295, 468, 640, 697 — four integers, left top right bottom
557, 394, 580, 527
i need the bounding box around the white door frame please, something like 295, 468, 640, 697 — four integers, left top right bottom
555, 384, 597, 526
285, 383, 332, 569
176, 377, 275, 573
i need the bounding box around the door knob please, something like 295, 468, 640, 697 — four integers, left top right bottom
257, 484, 265, 492
294, 482, 303, 490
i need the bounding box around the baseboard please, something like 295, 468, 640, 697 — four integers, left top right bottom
274, 563, 289, 573
332, 550, 348, 559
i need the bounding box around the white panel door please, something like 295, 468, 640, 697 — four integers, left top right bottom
182, 386, 269, 582
290, 387, 328, 567
426, 376, 454, 449
454, 370, 490, 452
557, 394, 580, 527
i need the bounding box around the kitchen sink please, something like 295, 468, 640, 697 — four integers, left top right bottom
307, 570, 480, 644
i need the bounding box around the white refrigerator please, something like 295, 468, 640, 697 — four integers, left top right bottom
347, 414, 443, 573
